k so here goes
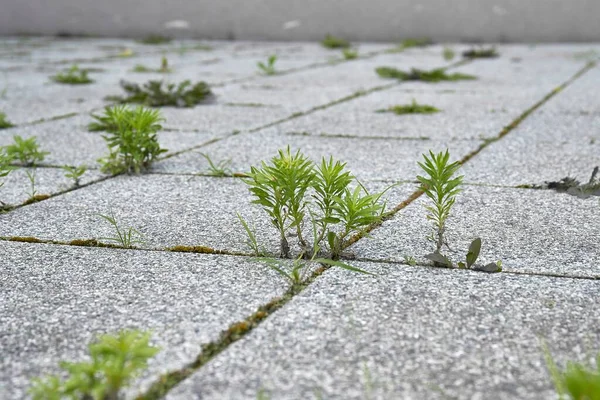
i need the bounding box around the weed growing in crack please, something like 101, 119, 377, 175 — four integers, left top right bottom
342, 48, 359, 60
132, 56, 172, 73
375, 67, 476, 82
94, 105, 166, 174
200, 153, 232, 177
546, 166, 600, 198
0, 152, 14, 188
107, 80, 213, 107
138, 35, 172, 45
30, 330, 159, 400
543, 343, 600, 400
97, 208, 145, 248
321, 34, 350, 49
62, 165, 87, 186
443, 47, 456, 61
257, 55, 278, 76
2, 135, 49, 166
376, 99, 440, 115
50, 65, 94, 84
25, 169, 37, 199
386, 38, 432, 53
242, 147, 389, 261
0, 111, 15, 129
237, 213, 266, 256
404, 255, 417, 266
462, 46, 499, 59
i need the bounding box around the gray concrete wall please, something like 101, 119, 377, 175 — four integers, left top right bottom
1, 0, 599, 42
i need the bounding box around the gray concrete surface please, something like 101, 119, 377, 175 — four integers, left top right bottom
1, 1, 600, 42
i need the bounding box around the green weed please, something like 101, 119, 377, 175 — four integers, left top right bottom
200, 153, 232, 177
462, 46, 499, 59
30, 330, 159, 400
321, 34, 350, 49
443, 47, 456, 61
132, 57, 172, 73
51, 65, 93, 84
107, 80, 212, 107
138, 35, 172, 45
375, 67, 476, 82
97, 208, 145, 248
2, 135, 49, 166
62, 165, 87, 186
237, 213, 266, 257
543, 343, 600, 400
386, 38, 432, 53
94, 105, 167, 174
25, 169, 37, 199
257, 55, 278, 76
376, 99, 440, 115
0, 152, 14, 189
342, 48, 359, 60
0, 111, 14, 129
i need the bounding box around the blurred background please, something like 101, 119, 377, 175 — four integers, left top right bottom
1, 0, 599, 42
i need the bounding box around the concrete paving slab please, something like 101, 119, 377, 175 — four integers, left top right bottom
165, 261, 600, 400
351, 185, 600, 278
0, 174, 412, 253
461, 114, 600, 186
536, 64, 600, 115
0, 240, 288, 399
153, 128, 481, 182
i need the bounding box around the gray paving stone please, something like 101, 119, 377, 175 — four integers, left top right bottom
0, 240, 288, 399
351, 185, 600, 278
536, 64, 600, 115
166, 262, 600, 400
0, 166, 104, 207
461, 113, 600, 186
153, 128, 481, 181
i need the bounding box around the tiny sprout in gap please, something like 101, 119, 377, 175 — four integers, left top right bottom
443, 47, 456, 61
321, 34, 350, 49
0, 111, 15, 129
242, 147, 390, 262
97, 208, 145, 248
376, 99, 440, 115
29, 329, 159, 400
93, 105, 167, 174
50, 65, 94, 85
342, 48, 359, 60
543, 342, 600, 400
257, 55, 278, 76
200, 153, 232, 177
462, 46, 499, 59
107, 79, 213, 107
133, 56, 172, 73
375, 67, 476, 82
2, 135, 49, 166
62, 165, 87, 186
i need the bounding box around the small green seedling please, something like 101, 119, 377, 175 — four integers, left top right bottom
25, 169, 37, 199
2, 135, 49, 166
0, 111, 14, 129
543, 343, 600, 400
117, 48, 135, 57
95, 105, 167, 174
50, 65, 93, 84
0, 152, 14, 189
462, 46, 499, 59
237, 213, 266, 257
386, 38, 432, 53
342, 48, 359, 60
404, 255, 417, 266
97, 208, 145, 248
376, 99, 440, 115
107, 80, 212, 107
62, 165, 87, 186
30, 329, 159, 400
259, 255, 312, 289
443, 47, 456, 61
321, 34, 350, 49
138, 35, 172, 45
200, 153, 232, 177
257, 55, 278, 76
375, 67, 476, 82
133, 56, 172, 73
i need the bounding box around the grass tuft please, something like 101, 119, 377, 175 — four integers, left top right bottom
107, 80, 213, 107
376, 67, 476, 82
50, 65, 93, 85
462, 46, 499, 59
138, 35, 172, 45
321, 34, 350, 49
0, 111, 15, 130
377, 99, 440, 115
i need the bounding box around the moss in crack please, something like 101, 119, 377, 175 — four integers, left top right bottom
22, 194, 50, 205
168, 245, 226, 254
8, 236, 43, 243
68, 238, 122, 248
138, 35, 172, 45
376, 100, 441, 115
376, 67, 476, 82
462, 46, 499, 59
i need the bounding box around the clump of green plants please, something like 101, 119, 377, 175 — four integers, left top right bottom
200, 153, 232, 177
30, 329, 159, 400
321, 34, 350, 49
376, 67, 476, 82
138, 35, 172, 45
107, 80, 212, 107
257, 55, 278, 76
342, 48, 359, 60
50, 65, 94, 84
443, 47, 456, 61
546, 166, 600, 199
242, 147, 389, 261
462, 46, 499, 59
62, 165, 87, 186
97, 208, 145, 248
132, 56, 172, 73
0, 111, 14, 129
93, 105, 166, 174
2, 135, 49, 166
417, 150, 501, 272
386, 38, 432, 53
376, 99, 440, 115
543, 343, 600, 400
